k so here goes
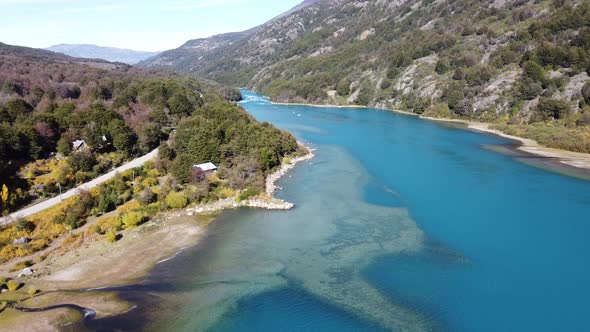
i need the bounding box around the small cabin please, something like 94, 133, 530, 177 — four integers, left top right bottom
13, 237, 31, 245
72, 139, 86, 152
18, 267, 33, 278
192, 162, 218, 174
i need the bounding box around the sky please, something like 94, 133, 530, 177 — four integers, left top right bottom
0, 0, 303, 52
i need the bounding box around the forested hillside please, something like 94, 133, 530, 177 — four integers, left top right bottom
0, 43, 298, 215
142, 0, 590, 153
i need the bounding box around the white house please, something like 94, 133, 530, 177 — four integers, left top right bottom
72, 139, 86, 152
192, 162, 218, 174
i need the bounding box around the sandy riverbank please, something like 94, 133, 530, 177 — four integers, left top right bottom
0, 214, 211, 332
420, 117, 590, 171
0, 145, 315, 331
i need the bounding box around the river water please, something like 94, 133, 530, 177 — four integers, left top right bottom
88, 90, 590, 331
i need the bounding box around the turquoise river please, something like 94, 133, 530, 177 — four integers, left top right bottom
87, 90, 590, 332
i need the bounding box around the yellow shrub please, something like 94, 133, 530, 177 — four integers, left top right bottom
142, 177, 158, 188
20, 159, 56, 181
7, 280, 20, 291
51, 159, 75, 184
146, 169, 160, 178
30, 239, 49, 252
28, 286, 38, 295
0, 227, 28, 246
117, 200, 141, 214
10, 261, 31, 272
207, 173, 222, 184
218, 187, 237, 199
166, 191, 188, 209
106, 230, 118, 243
121, 211, 145, 228
97, 217, 119, 231
0, 243, 33, 261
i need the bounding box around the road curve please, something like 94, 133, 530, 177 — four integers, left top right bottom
0, 148, 159, 226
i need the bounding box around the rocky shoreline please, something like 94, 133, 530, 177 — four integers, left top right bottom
266, 143, 315, 195
181, 197, 294, 216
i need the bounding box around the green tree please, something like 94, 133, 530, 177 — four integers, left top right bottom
582, 82, 590, 105
523, 61, 548, 86
336, 78, 351, 96
137, 122, 162, 153
168, 93, 195, 117
5, 99, 33, 123
68, 152, 96, 172
442, 81, 465, 112
109, 120, 137, 154
535, 97, 571, 121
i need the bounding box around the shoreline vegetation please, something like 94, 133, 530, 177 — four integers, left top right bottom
270, 100, 590, 172
0, 142, 314, 331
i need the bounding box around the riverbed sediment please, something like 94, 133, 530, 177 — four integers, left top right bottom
0, 145, 315, 331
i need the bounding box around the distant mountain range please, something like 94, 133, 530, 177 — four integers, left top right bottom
46, 44, 161, 65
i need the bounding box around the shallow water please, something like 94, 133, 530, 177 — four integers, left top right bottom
90, 91, 590, 331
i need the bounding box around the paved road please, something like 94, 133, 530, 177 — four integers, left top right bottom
0, 148, 159, 226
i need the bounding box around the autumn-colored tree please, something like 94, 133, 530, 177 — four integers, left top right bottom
1, 184, 8, 212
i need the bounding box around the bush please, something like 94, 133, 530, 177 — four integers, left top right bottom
435, 58, 451, 74
582, 82, 590, 105
523, 61, 548, 86
493, 122, 590, 153
68, 152, 97, 173
7, 280, 20, 291
136, 188, 156, 206
519, 79, 543, 100
442, 81, 465, 112
577, 109, 590, 126
237, 188, 261, 202
97, 190, 117, 214
214, 187, 234, 199
535, 97, 571, 121
94, 225, 103, 234
121, 211, 145, 228
15, 219, 35, 232
336, 78, 351, 96
166, 191, 188, 209
106, 230, 118, 243
27, 286, 38, 296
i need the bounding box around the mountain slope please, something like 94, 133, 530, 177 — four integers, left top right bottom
141, 0, 590, 153
46, 44, 161, 65
138, 0, 322, 79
